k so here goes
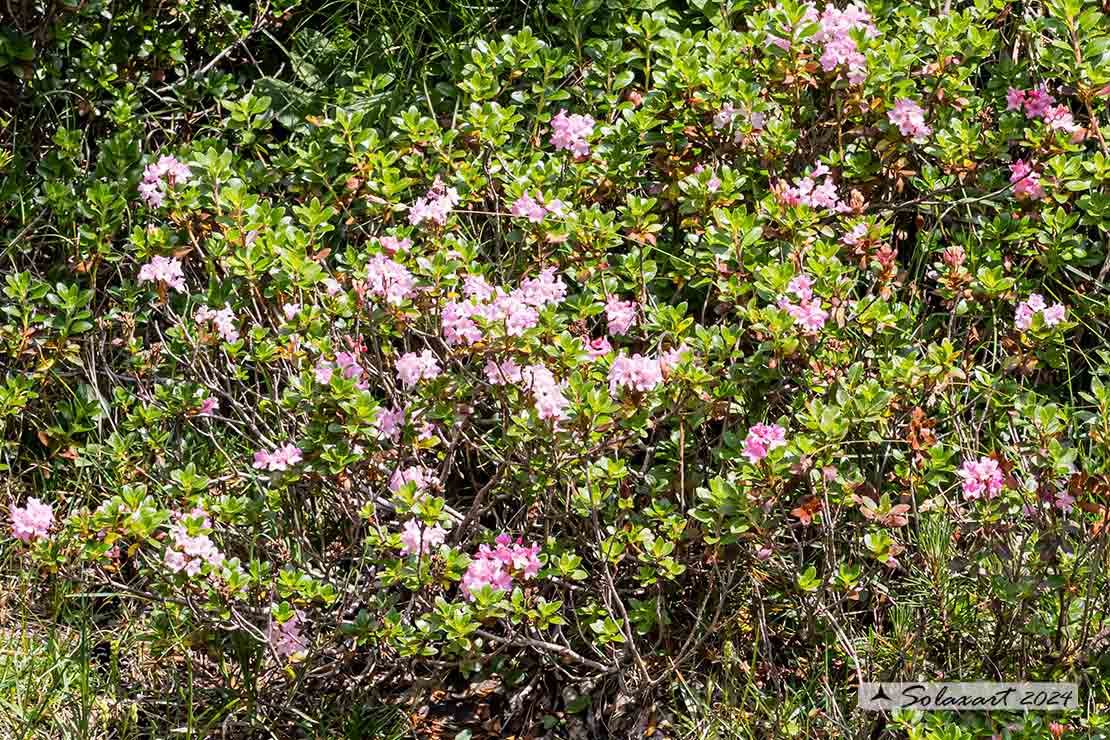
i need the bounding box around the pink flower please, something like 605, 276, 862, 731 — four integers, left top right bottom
518, 267, 567, 307
400, 519, 448, 555
375, 405, 405, 441
520, 364, 570, 421
164, 508, 225, 576
1006, 87, 1027, 111
743, 423, 787, 464
774, 163, 850, 212
378, 235, 412, 255
787, 275, 815, 302
1009, 160, 1045, 201
196, 397, 218, 416
138, 255, 186, 293
942, 246, 966, 268
464, 274, 494, 302
139, 154, 191, 206
270, 611, 307, 659
1024, 87, 1055, 119
813, 3, 877, 84
390, 465, 439, 495
282, 303, 301, 320
442, 300, 483, 346
408, 178, 460, 227
888, 99, 932, 143
365, 255, 415, 305
485, 358, 523, 385
842, 223, 869, 246
492, 291, 539, 336
658, 344, 690, 373
550, 110, 595, 157
195, 305, 239, 342
959, 456, 1005, 500
511, 192, 548, 223
315, 359, 334, 384
396, 350, 441, 388
1015, 293, 1066, 330
253, 443, 303, 472
608, 353, 663, 395
585, 337, 613, 360
461, 535, 542, 599
11, 498, 54, 543
605, 296, 638, 336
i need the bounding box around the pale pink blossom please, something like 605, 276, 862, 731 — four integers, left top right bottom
365, 255, 415, 305
138, 255, 186, 293
408, 178, 460, 227
1010, 160, 1045, 201
253, 444, 303, 472
269, 611, 307, 659
1015, 293, 1066, 331
608, 353, 663, 395
389, 465, 439, 495
375, 405, 405, 442
396, 350, 441, 388
400, 518, 448, 555
605, 296, 638, 336
585, 337, 613, 360
282, 303, 301, 320
196, 305, 239, 342
550, 110, 595, 157
378, 235, 412, 255
888, 99, 932, 143
461, 535, 542, 599
11, 498, 54, 543
196, 397, 218, 416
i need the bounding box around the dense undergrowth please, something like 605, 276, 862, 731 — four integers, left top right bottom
5, 0, 1110, 738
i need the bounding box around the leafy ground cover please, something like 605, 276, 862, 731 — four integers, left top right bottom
5, 0, 1110, 737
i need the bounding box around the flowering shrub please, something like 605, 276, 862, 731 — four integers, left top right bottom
6, 0, 1110, 735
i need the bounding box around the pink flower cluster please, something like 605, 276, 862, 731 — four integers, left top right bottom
511, 191, 566, 223
196, 397, 218, 416
888, 99, 932, 143
316, 350, 369, 389
461, 534, 542, 600
375, 405, 405, 442
485, 360, 571, 421
11, 498, 54, 543
138, 255, 186, 293
770, 3, 877, 84
713, 103, 766, 137
585, 336, 613, 359
778, 275, 829, 333
390, 465, 440, 495
441, 268, 566, 346
959, 456, 1005, 500
396, 350, 441, 388
365, 255, 415, 305
409, 178, 460, 227
378, 235, 412, 255
196, 305, 239, 342
1006, 87, 1082, 139
605, 296, 638, 336
608, 352, 664, 395
400, 518, 448, 555
743, 423, 787, 464
253, 443, 303, 472
774, 163, 849, 212
1010, 160, 1045, 201
138, 154, 191, 207
270, 611, 307, 659
1014, 293, 1066, 331
550, 110, 595, 157
164, 508, 225, 576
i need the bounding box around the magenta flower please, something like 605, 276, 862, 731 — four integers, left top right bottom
1010, 160, 1045, 201
461, 535, 542, 599
138, 255, 187, 293
11, 498, 54, 543
959, 456, 1005, 500
774, 163, 850, 212
743, 423, 787, 464
1006, 87, 1027, 111
196, 397, 218, 416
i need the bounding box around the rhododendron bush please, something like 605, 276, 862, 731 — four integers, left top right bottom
6, 0, 1110, 735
